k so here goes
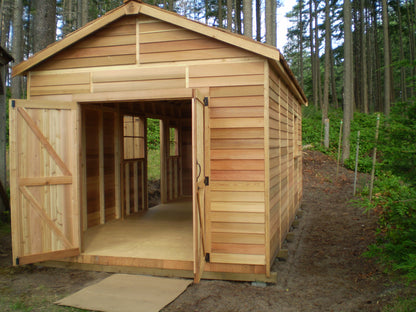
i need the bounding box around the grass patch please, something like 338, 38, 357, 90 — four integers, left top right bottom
383, 296, 416, 312
147, 148, 160, 181
0, 292, 91, 312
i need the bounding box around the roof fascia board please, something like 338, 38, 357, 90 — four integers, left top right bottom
138, 3, 280, 62
12, 5, 128, 77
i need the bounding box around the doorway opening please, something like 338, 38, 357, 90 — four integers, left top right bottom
80, 99, 195, 263
146, 118, 161, 208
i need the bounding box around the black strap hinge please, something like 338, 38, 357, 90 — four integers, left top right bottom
11, 100, 15, 108
203, 97, 208, 106
204, 176, 209, 186
205, 253, 210, 263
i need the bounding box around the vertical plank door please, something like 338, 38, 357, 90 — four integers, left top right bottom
192, 90, 207, 283
9, 100, 80, 265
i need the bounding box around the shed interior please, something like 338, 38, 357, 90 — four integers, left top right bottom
81, 99, 194, 262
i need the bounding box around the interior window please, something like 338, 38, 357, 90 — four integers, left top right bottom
123, 115, 145, 159
169, 127, 178, 156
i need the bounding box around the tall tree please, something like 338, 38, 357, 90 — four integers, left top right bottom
266, 0, 273, 44
309, 0, 318, 108
314, 0, 321, 108
381, 0, 391, 116
361, 0, 368, 113
236, 0, 242, 33
243, 0, 252, 38
11, 0, 23, 99
322, 0, 330, 148
342, 0, 353, 162
298, 0, 304, 89
271, 0, 277, 46
0, 0, 12, 48
218, 0, 224, 28
255, 0, 261, 41
33, 0, 56, 53
227, 0, 233, 30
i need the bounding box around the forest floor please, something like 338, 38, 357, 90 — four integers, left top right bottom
0, 150, 411, 311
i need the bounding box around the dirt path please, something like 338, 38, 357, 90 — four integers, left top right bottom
0, 150, 389, 311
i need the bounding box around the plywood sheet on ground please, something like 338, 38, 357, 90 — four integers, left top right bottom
83, 200, 193, 261
56, 274, 192, 312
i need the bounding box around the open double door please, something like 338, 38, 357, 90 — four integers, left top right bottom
9, 91, 208, 282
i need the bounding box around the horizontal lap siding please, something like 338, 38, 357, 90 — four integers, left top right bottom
26, 13, 270, 268
34, 17, 137, 72
269, 70, 281, 259
209, 83, 266, 266
138, 17, 256, 64
268, 67, 303, 262
91, 66, 186, 93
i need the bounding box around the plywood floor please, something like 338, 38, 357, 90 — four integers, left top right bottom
83, 199, 193, 261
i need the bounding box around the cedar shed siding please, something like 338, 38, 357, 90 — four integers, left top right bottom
268, 65, 303, 262
12, 0, 306, 279
26, 13, 268, 267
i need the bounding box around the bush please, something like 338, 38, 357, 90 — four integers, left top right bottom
357, 174, 416, 283
147, 118, 160, 150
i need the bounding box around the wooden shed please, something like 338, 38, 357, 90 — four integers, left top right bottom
9, 0, 307, 283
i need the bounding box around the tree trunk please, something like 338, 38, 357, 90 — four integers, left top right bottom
271, 0, 277, 46
63, 0, 74, 35
361, 0, 368, 113
309, 0, 317, 108
397, 1, 406, 102
33, 0, 56, 53
381, 0, 391, 116
323, 0, 330, 144
243, 0, 252, 38
343, 0, 353, 163
81, 0, 89, 26
227, 0, 233, 30
255, 0, 261, 41
266, 0, 273, 44
0, 0, 11, 48
314, 0, 321, 109
406, 0, 415, 99
352, 0, 360, 113
11, 0, 23, 99
218, 0, 223, 28
299, 0, 304, 88
0, 0, 12, 214
330, 48, 338, 108
372, 2, 382, 112
236, 0, 242, 34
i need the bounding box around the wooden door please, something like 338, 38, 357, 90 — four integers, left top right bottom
192, 90, 207, 283
9, 100, 80, 265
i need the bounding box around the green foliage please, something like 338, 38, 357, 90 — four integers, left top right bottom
146, 118, 161, 180
380, 101, 416, 185
147, 148, 160, 180
383, 296, 416, 312
146, 118, 160, 151
358, 174, 416, 283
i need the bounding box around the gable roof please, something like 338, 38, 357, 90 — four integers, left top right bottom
12, 0, 307, 104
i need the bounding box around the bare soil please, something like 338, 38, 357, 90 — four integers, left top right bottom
0, 150, 395, 311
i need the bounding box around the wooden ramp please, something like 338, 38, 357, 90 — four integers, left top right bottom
83, 199, 193, 261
